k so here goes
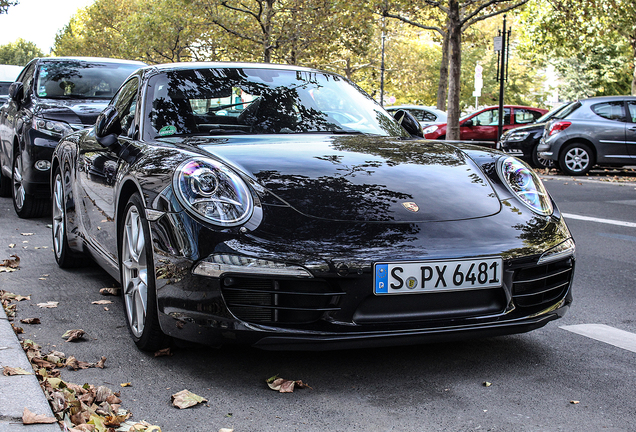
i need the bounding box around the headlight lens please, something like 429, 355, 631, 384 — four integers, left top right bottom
499, 157, 553, 215
32, 117, 73, 138
506, 131, 530, 142
174, 158, 253, 226
422, 125, 438, 135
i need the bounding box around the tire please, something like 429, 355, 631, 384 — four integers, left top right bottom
52, 167, 91, 268
558, 142, 594, 176
0, 171, 10, 197
120, 193, 167, 351
531, 144, 555, 169
12, 151, 48, 218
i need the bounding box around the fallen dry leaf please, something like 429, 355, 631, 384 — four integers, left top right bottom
0, 254, 20, 269
92, 300, 112, 305
37, 301, 59, 308
20, 317, 41, 324
171, 389, 208, 409
120, 382, 132, 387
100, 287, 120, 296
570, 400, 580, 404
154, 347, 172, 357
22, 407, 56, 425
3, 366, 33, 376
20, 232, 34, 236
8, 243, 15, 248
483, 381, 492, 387
266, 375, 312, 393
13, 325, 24, 334
62, 329, 86, 342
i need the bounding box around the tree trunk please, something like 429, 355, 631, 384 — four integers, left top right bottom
446, 0, 462, 140
436, 30, 449, 111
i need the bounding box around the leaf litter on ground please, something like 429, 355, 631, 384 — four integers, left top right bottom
17, 339, 162, 431
266, 375, 313, 393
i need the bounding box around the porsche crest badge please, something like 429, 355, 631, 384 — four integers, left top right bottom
402, 202, 419, 212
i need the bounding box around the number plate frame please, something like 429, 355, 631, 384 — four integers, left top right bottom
374, 257, 503, 295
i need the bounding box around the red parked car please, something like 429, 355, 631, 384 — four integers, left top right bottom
423, 105, 548, 144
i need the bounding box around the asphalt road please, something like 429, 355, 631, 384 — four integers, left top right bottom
1, 174, 635, 432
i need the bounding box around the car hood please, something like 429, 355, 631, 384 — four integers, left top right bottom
186, 134, 502, 223
34, 98, 108, 126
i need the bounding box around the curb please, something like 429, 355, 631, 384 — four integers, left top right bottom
0, 308, 59, 431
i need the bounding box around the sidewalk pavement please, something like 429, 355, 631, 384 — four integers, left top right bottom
0, 307, 59, 432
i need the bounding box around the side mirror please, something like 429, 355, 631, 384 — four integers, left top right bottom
392, 109, 424, 138
95, 106, 122, 147
463, 119, 473, 127
8, 82, 23, 103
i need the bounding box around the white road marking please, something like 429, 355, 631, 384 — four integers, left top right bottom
560, 324, 636, 353
562, 213, 636, 228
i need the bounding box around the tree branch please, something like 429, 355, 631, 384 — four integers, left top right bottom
462, 0, 530, 28
382, 11, 445, 37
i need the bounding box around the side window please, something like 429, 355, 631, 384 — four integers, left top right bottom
514, 109, 536, 124
627, 101, 636, 123
592, 101, 626, 122
473, 108, 510, 126
112, 78, 139, 137
420, 110, 436, 122
407, 109, 424, 121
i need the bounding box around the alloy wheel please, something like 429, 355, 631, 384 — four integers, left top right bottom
122, 205, 148, 338
52, 173, 65, 259
12, 153, 25, 210
563, 147, 590, 173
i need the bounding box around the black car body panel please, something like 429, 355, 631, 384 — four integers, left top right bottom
52, 63, 575, 350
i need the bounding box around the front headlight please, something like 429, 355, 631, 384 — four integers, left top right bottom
506, 131, 530, 142
32, 117, 73, 138
498, 157, 553, 215
422, 125, 438, 135
173, 158, 254, 226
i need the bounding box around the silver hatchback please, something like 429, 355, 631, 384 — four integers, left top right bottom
537, 96, 636, 175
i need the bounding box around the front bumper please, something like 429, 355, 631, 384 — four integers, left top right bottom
149, 203, 575, 350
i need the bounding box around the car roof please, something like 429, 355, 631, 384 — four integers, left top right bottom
579, 95, 636, 104
143, 61, 322, 74
35, 57, 147, 66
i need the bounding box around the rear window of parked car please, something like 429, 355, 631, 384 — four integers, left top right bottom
592, 101, 625, 121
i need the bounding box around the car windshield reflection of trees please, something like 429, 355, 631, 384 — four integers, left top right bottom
146, 68, 403, 138
38, 61, 136, 100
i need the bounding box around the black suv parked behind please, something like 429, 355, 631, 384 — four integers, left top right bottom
0, 57, 145, 217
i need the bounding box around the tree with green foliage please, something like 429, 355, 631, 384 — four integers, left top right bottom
54, 0, 213, 63
0, 0, 17, 14
195, 0, 376, 66
0, 39, 43, 65
382, 0, 531, 139
519, 0, 635, 97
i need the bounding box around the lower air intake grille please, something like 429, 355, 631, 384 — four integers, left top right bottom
512, 257, 573, 308
221, 277, 344, 324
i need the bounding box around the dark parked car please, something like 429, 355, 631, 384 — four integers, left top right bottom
52, 62, 574, 351
385, 104, 447, 126
498, 102, 575, 168
0, 57, 146, 217
537, 96, 636, 175
423, 105, 548, 145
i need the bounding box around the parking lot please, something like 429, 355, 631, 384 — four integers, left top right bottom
1, 170, 636, 431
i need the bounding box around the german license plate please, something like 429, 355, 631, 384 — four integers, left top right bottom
374, 257, 503, 295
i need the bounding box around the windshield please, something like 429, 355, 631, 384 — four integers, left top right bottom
143, 67, 406, 139
36, 61, 141, 100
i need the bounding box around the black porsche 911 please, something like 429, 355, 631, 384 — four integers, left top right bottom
51, 62, 575, 351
